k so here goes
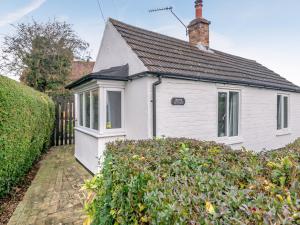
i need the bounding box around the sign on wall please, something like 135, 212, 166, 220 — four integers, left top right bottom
171, 97, 185, 106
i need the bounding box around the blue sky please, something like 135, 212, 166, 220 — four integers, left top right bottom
0, 0, 299, 85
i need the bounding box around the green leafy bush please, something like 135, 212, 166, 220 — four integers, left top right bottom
84, 138, 300, 225
0, 75, 55, 197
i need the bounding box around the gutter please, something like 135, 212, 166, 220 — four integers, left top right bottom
147, 72, 300, 94
65, 68, 300, 93
152, 76, 162, 138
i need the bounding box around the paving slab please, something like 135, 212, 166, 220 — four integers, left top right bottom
8, 145, 92, 225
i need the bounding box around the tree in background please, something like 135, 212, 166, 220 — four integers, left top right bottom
0, 20, 89, 93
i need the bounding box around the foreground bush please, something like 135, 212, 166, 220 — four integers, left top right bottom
84, 138, 300, 225
0, 76, 55, 197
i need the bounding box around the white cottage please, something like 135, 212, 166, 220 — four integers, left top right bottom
67, 1, 300, 173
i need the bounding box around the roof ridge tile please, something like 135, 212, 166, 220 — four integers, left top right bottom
109, 18, 300, 92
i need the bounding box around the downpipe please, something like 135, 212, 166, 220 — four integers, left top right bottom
152, 76, 162, 138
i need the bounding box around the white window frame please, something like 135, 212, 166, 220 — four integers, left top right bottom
103, 87, 125, 135
90, 88, 100, 131
276, 93, 290, 135
217, 88, 242, 144
83, 91, 90, 128
77, 92, 84, 127
74, 81, 126, 138
77, 88, 100, 133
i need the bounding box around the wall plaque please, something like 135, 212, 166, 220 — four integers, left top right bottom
171, 97, 185, 105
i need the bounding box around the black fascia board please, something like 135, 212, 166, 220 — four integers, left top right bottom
66, 69, 300, 93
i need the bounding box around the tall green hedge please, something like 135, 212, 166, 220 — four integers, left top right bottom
84, 138, 300, 225
0, 75, 55, 197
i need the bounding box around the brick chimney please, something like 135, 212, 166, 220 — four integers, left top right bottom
188, 0, 211, 47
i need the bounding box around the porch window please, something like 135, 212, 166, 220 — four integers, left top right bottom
277, 95, 289, 130
77, 87, 124, 133
79, 93, 84, 126
92, 90, 99, 130
218, 90, 240, 137
106, 91, 122, 129
85, 92, 91, 128
78, 89, 99, 131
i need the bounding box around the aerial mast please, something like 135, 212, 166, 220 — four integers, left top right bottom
149, 6, 188, 35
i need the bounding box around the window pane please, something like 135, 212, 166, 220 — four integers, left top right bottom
85, 92, 90, 128
284, 96, 288, 128
92, 90, 99, 130
229, 92, 239, 137
218, 92, 227, 137
79, 93, 83, 126
106, 91, 122, 129
277, 95, 282, 130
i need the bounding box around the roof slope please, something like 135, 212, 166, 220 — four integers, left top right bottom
66, 64, 129, 89
110, 18, 300, 92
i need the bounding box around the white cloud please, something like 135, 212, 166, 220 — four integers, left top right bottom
0, 0, 46, 27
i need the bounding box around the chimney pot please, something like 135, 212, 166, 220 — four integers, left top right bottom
195, 0, 203, 18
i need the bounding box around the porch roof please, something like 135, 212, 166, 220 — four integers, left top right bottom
66, 64, 129, 89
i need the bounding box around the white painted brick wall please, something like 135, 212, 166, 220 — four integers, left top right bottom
93, 21, 147, 75
155, 78, 300, 152
75, 130, 99, 174
125, 78, 152, 139
75, 129, 125, 174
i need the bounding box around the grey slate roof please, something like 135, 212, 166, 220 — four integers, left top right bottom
110, 18, 300, 92
66, 64, 129, 89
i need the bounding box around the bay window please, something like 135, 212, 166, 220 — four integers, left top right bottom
78, 89, 99, 131
92, 90, 99, 130
277, 95, 289, 130
77, 87, 124, 133
218, 90, 240, 137
106, 91, 122, 129
79, 93, 84, 126
85, 92, 91, 128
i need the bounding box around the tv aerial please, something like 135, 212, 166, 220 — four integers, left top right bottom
149, 6, 188, 35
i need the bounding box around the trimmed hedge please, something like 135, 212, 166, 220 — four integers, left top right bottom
0, 75, 55, 197
84, 138, 300, 225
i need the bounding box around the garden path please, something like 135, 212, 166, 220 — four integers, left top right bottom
8, 146, 92, 225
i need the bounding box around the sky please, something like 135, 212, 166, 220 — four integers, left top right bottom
0, 0, 299, 85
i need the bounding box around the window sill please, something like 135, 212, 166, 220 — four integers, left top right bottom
276, 130, 291, 137
75, 127, 101, 138
75, 127, 126, 138
100, 132, 126, 138
217, 136, 244, 145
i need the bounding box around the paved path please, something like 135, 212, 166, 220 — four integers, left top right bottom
8, 146, 92, 225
